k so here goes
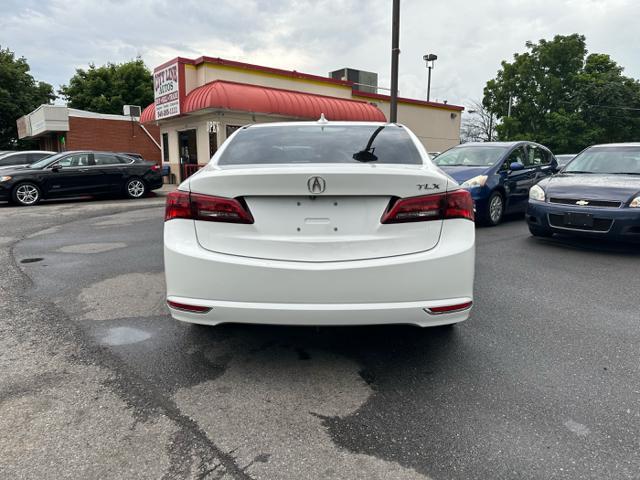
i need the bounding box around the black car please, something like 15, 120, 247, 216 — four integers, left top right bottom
118, 152, 145, 161
0, 150, 55, 168
527, 143, 640, 241
0, 151, 163, 206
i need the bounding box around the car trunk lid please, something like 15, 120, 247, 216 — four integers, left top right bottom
189, 164, 447, 262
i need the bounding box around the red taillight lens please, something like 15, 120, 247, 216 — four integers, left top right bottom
426, 301, 473, 314
165, 191, 191, 221
167, 300, 211, 313
381, 190, 474, 224
164, 191, 254, 224
151, 164, 161, 171
443, 189, 475, 221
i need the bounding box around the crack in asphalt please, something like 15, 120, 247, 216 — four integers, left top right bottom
4, 204, 256, 480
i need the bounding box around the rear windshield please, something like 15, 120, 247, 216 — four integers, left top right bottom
565, 146, 640, 175
217, 125, 423, 165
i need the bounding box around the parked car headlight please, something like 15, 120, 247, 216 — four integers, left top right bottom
461, 175, 488, 188
0, 176, 12, 182
630, 196, 640, 208
529, 184, 546, 201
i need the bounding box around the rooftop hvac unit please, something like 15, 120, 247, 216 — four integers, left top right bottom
123, 105, 142, 118
329, 68, 378, 93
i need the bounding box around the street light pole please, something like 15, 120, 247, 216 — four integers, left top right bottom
423, 54, 438, 102
389, 0, 400, 123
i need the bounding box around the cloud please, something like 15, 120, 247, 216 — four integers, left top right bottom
1, 0, 639, 109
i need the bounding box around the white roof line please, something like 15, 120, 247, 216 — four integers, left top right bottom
67, 108, 139, 122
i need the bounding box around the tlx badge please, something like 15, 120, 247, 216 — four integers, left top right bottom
417, 183, 440, 191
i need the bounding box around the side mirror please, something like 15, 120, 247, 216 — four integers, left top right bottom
51, 164, 63, 172
509, 162, 524, 171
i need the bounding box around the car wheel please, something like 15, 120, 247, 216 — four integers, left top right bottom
529, 225, 553, 238
125, 178, 146, 199
481, 191, 504, 226
12, 182, 42, 206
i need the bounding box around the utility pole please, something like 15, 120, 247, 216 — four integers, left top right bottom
488, 114, 493, 142
505, 95, 513, 139
389, 0, 400, 123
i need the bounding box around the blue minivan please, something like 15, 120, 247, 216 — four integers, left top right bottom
434, 141, 558, 225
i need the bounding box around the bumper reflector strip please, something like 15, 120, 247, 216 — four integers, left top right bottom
425, 301, 473, 315
167, 300, 212, 313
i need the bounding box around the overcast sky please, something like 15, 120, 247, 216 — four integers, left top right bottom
2, 0, 639, 108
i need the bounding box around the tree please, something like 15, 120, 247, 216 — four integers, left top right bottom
460, 100, 498, 143
0, 46, 55, 149
59, 59, 154, 115
483, 34, 640, 153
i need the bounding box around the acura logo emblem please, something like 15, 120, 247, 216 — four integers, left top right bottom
307, 176, 326, 194
576, 200, 589, 206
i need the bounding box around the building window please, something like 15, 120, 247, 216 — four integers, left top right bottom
209, 132, 218, 158
226, 125, 242, 138
162, 133, 169, 162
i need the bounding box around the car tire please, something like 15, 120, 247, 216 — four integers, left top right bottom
528, 225, 553, 238
480, 191, 504, 226
12, 182, 42, 206
124, 178, 147, 199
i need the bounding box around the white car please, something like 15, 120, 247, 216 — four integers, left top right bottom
164, 121, 475, 327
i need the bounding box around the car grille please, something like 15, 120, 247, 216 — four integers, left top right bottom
548, 214, 613, 232
549, 197, 622, 208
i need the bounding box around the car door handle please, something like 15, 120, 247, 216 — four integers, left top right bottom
78, 168, 90, 172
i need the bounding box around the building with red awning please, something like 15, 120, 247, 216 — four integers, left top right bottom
142, 56, 464, 182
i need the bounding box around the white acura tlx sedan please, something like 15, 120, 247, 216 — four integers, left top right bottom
164, 121, 475, 327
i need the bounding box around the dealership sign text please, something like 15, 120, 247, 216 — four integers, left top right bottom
154, 63, 180, 119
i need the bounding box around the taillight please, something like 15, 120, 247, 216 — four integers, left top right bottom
165, 191, 191, 221
426, 301, 473, 315
167, 300, 211, 313
151, 164, 161, 171
164, 191, 254, 224
381, 190, 474, 224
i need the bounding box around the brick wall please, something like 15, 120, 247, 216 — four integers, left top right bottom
66, 116, 161, 162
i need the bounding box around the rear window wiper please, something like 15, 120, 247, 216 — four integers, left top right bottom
353, 126, 385, 162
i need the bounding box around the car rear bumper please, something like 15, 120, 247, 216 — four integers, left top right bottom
166, 296, 473, 327
164, 218, 475, 327
527, 200, 640, 241
145, 174, 163, 191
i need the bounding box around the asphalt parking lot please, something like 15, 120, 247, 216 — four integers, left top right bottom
1, 196, 639, 480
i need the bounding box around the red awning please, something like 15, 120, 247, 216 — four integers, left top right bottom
140, 80, 386, 123
140, 103, 155, 123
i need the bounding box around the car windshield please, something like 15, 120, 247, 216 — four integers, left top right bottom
434, 145, 509, 167
564, 146, 640, 175
29, 152, 64, 169
217, 125, 423, 165
555, 154, 575, 166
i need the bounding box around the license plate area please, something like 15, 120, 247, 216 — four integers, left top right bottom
564, 212, 593, 227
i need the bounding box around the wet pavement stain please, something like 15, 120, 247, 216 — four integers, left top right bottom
101, 326, 152, 346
